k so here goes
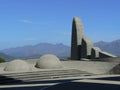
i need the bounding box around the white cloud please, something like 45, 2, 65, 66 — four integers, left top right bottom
18, 19, 33, 24
63, 32, 71, 36
18, 19, 56, 25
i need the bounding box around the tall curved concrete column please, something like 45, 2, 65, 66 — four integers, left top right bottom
71, 17, 84, 60
71, 17, 116, 60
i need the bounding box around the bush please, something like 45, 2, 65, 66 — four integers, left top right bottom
66, 57, 71, 60
0, 57, 5, 63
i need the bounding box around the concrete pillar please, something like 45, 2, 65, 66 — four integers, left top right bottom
71, 17, 84, 60
91, 47, 101, 59
81, 36, 93, 59
71, 16, 116, 60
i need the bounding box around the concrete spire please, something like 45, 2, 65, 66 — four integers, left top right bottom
71, 17, 84, 60
71, 16, 116, 60
72, 17, 84, 45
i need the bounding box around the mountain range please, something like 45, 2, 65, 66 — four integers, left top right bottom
1, 43, 70, 60
0, 52, 15, 61
94, 39, 120, 56
0, 39, 120, 61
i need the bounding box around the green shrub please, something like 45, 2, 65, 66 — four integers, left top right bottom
0, 57, 5, 63
66, 57, 71, 60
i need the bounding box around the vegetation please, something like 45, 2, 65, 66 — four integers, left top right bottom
0, 57, 5, 63
66, 57, 71, 60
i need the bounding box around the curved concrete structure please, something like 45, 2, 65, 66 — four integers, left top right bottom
81, 36, 93, 58
71, 17, 116, 60
0, 17, 119, 90
35, 54, 62, 69
4, 59, 30, 72
91, 47, 101, 59
99, 51, 117, 58
71, 17, 84, 60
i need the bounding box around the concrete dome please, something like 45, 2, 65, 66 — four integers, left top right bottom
4, 59, 30, 72
35, 54, 62, 69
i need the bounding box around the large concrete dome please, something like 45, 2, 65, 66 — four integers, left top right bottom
4, 59, 30, 72
35, 54, 62, 69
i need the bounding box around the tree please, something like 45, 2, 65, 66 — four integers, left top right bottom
0, 57, 5, 63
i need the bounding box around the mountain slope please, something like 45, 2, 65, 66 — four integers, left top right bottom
1, 39, 120, 60
0, 52, 15, 61
2, 43, 70, 59
94, 39, 120, 56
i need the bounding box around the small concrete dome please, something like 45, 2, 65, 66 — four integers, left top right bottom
35, 54, 62, 69
4, 59, 30, 72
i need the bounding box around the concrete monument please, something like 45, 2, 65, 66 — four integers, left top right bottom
99, 51, 116, 58
35, 54, 62, 69
4, 59, 31, 72
81, 36, 93, 59
71, 17, 84, 60
91, 47, 101, 59
71, 17, 116, 60
0, 17, 119, 90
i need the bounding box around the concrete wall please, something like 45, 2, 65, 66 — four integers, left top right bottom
62, 61, 119, 74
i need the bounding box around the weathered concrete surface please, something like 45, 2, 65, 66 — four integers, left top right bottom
71, 17, 84, 60
91, 47, 101, 59
1, 58, 120, 74
72, 17, 84, 45
4, 59, 31, 72
62, 60, 119, 74
0, 58, 120, 90
71, 17, 117, 60
81, 36, 93, 58
35, 54, 62, 69
99, 51, 117, 58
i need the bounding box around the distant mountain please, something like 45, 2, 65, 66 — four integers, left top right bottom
0, 52, 15, 61
1, 39, 120, 60
1, 43, 70, 59
94, 39, 120, 56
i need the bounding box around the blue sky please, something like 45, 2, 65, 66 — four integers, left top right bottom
0, 0, 120, 49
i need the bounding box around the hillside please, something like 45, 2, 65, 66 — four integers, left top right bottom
0, 52, 15, 61
94, 39, 120, 56
2, 43, 70, 59
1, 39, 120, 60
